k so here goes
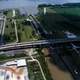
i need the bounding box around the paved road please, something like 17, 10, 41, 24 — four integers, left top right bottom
12, 19, 18, 43
0, 39, 80, 51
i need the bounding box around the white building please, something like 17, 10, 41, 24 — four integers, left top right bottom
12, 10, 16, 17
17, 59, 26, 67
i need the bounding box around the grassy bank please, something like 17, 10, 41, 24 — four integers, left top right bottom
38, 6, 80, 38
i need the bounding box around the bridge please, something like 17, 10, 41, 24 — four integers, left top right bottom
0, 15, 80, 52
0, 39, 80, 51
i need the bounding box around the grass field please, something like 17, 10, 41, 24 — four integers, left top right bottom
0, 53, 26, 61
3, 10, 12, 18
16, 19, 39, 42
3, 9, 40, 43
27, 61, 44, 80
51, 7, 80, 16
39, 7, 80, 16
4, 19, 16, 43
27, 48, 52, 80
38, 6, 80, 38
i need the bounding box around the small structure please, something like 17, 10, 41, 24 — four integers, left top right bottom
43, 7, 47, 15
12, 9, 16, 17
17, 59, 26, 67
26, 18, 32, 22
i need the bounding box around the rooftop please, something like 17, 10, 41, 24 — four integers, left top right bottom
0, 59, 29, 80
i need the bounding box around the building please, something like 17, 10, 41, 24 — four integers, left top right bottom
0, 59, 29, 80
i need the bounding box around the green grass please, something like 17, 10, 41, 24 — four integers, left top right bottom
3, 10, 12, 18
7, 10, 12, 18
38, 7, 57, 14
27, 62, 44, 80
38, 7, 80, 38
3, 9, 27, 19
4, 19, 16, 43
3, 9, 40, 43
34, 48, 53, 80
51, 7, 80, 16
39, 7, 80, 16
17, 19, 40, 42
0, 53, 26, 61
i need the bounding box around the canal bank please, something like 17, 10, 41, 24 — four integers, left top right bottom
42, 48, 74, 80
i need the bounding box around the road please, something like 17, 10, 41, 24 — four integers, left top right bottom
0, 38, 80, 51
2, 16, 6, 36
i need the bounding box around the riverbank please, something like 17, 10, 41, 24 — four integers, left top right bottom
42, 48, 74, 80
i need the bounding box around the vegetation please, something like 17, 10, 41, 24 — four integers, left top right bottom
3, 10, 12, 18
0, 53, 26, 61
38, 5, 80, 38
27, 48, 52, 80
27, 62, 44, 80
38, 3, 80, 8
4, 19, 16, 43
16, 19, 40, 42
35, 48, 53, 80
3, 10, 40, 43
